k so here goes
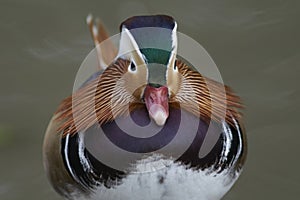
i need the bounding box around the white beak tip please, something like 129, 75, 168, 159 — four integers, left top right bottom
151, 111, 168, 126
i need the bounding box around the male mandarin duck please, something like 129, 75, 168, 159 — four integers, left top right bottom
43, 15, 246, 200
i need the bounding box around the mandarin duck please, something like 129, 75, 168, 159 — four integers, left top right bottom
43, 15, 247, 200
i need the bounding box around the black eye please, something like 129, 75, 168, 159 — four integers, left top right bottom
173, 61, 177, 70
130, 62, 136, 71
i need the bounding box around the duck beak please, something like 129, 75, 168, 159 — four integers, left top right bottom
144, 85, 169, 126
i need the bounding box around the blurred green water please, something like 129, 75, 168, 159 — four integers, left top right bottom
0, 0, 299, 199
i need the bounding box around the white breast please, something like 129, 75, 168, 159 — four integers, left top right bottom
72, 155, 241, 200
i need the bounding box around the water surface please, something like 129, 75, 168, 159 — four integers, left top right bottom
0, 0, 299, 199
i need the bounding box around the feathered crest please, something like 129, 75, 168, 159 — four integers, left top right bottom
170, 60, 243, 125
55, 59, 243, 136
55, 59, 141, 136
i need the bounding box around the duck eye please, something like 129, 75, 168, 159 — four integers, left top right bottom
173, 62, 177, 71
130, 62, 136, 71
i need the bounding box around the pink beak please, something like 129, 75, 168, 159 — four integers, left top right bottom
144, 85, 169, 126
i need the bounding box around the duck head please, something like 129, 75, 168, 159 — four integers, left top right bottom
56, 15, 242, 136
117, 15, 178, 126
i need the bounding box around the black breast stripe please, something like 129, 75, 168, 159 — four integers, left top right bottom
61, 133, 125, 189
177, 117, 245, 174
61, 109, 245, 189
